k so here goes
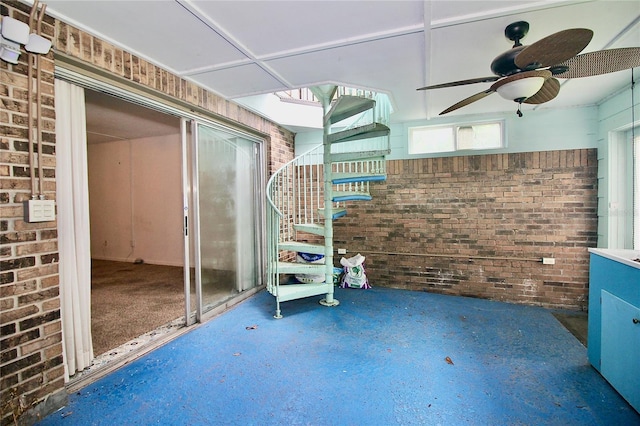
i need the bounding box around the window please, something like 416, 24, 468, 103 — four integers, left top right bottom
608, 126, 638, 249
409, 121, 504, 155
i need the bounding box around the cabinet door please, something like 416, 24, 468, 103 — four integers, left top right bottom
601, 290, 640, 412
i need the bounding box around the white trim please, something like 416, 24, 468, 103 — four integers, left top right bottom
607, 129, 634, 249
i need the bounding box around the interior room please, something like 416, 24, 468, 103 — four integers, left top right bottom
83, 90, 187, 356
83, 90, 260, 357
1, 0, 638, 424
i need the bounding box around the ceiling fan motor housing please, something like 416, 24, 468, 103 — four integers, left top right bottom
490, 46, 527, 76
491, 21, 532, 76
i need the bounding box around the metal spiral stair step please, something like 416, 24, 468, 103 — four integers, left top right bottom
332, 173, 386, 184
318, 207, 347, 220
276, 282, 333, 303
278, 241, 325, 255
277, 261, 326, 275
327, 122, 390, 145
332, 191, 372, 202
293, 223, 325, 236
325, 95, 376, 125
331, 150, 391, 163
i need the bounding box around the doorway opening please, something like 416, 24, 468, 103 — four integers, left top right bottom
84, 89, 188, 358
61, 83, 266, 387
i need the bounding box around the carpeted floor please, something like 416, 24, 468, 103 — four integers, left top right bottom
41, 287, 639, 425
91, 260, 242, 356
91, 260, 188, 356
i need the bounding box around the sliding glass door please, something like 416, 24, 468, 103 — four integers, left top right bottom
189, 121, 264, 319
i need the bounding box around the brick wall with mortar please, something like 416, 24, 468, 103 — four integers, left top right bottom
0, 1, 295, 424
333, 149, 598, 310
1, 2, 62, 424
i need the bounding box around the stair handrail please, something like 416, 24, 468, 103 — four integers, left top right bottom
266, 143, 324, 223
266, 143, 324, 293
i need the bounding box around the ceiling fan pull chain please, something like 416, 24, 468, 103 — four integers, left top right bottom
516, 102, 523, 117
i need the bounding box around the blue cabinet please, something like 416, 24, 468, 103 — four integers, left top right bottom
588, 249, 640, 413
600, 291, 640, 411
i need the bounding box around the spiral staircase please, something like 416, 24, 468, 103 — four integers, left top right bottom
266, 85, 392, 318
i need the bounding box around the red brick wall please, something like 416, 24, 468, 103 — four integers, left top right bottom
269, 128, 295, 177
52, 20, 294, 177
1, 1, 63, 423
333, 149, 598, 310
0, 1, 295, 423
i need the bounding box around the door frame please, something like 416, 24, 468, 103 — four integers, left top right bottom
187, 119, 266, 322
55, 61, 268, 328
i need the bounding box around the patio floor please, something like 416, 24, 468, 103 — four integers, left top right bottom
38, 287, 639, 425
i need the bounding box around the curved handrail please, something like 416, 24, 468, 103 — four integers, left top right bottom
266, 143, 324, 295
266, 143, 323, 217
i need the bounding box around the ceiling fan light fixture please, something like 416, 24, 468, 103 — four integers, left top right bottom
490, 69, 552, 103
495, 77, 546, 102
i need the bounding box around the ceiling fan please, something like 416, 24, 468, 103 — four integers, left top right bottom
417, 21, 640, 117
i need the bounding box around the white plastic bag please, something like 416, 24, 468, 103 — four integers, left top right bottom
340, 253, 370, 289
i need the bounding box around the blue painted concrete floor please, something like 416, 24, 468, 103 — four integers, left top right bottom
39, 287, 639, 426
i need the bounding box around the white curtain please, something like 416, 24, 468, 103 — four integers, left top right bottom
55, 79, 93, 380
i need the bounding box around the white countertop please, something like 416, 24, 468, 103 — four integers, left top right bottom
588, 248, 640, 270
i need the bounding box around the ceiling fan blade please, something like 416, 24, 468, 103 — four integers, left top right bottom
515, 28, 593, 70
553, 47, 640, 78
523, 78, 560, 104
439, 89, 494, 115
417, 76, 499, 91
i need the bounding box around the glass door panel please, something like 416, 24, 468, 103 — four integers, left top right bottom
193, 122, 263, 316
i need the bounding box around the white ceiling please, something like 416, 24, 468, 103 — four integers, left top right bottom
42, 0, 640, 129
84, 89, 180, 144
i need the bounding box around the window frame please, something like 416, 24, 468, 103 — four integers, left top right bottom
633, 130, 639, 249
408, 120, 505, 155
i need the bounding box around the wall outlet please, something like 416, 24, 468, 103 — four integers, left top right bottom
542, 257, 556, 265
23, 199, 56, 223
337, 248, 347, 255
